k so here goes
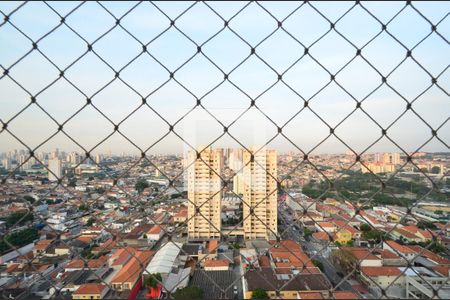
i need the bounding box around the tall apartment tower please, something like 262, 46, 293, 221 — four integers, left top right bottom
382, 153, 401, 165
48, 158, 62, 182
187, 147, 222, 240
242, 148, 278, 240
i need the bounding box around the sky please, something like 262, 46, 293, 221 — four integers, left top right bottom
0, 1, 449, 155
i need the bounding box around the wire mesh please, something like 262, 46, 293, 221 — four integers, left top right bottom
0, 1, 449, 299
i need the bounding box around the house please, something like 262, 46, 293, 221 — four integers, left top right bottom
33, 240, 52, 257
173, 209, 187, 223
312, 232, 330, 244
244, 269, 331, 299
204, 259, 230, 271
342, 247, 382, 267
360, 266, 403, 288
109, 247, 138, 269
146, 225, 164, 242
333, 228, 352, 245
332, 220, 361, 239
389, 225, 432, 243
110, 250, 153, 291
383, 240, 416, 262
315, 222, 336, 233
72, 283, 109, 300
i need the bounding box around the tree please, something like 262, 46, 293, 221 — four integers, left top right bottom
362, 229, 383, 243
23, 195, 35, 204
0, 228, 39, 254
135, 179, 149, 194
86, 217, 95, 227
431, 166, 441, 174
6, 211, 34, 228
173, 286, 204, 300
312, 259, 324, 272
68, 178, 77, 187
79, 203, 88, 211
303, 227, 312, 237
360, 223, 371, 232
251, 288, 269, 299
144, 273, 162, 289
330, 249, 358, 274
417, 220, 437, 230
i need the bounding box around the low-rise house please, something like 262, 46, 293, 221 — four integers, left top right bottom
204, 259, 230, 271
383, 240, 416, 262
342, 247, 382, 267
72, 283, 109, 300
146, 224, 164, 242
110, 250, 153, 291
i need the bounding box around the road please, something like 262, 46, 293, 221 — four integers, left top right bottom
278, 203, 367, 298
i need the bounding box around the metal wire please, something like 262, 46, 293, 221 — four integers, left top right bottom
0, 1, 449, 299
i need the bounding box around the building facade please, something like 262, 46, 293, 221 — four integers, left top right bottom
48, 158, 62, 181
242, 148, 277, 240
187, 147, 222, 239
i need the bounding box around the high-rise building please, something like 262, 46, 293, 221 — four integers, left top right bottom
187, 147, 222, 240
382, 153, 401, 165
48, 158, 62, 182
233, 172, 245, 195
242, 148, 278, 240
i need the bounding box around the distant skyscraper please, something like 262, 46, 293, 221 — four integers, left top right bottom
48, 158, 62, 182
187, 147, 222, 240
242, 147, 278, 240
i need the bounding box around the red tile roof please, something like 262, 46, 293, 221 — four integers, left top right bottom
73, 283, 107, 295
332, 291, 360, 299
204, 259, 229, 268
385, 240, 416, 254
361, 266, 401, 277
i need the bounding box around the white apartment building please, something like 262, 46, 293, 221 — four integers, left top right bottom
48, 158, 62, 181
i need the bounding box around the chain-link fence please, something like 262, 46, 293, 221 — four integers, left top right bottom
0, 1, 449, 299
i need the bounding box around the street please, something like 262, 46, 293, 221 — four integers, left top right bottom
278, 203, 368, 298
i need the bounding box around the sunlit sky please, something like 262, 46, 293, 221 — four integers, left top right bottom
0, 1, 449, 155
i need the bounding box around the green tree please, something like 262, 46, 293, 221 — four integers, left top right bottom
251, 288, 269, 299
431, 166, 441, 174
23, 195, 35, 204
303, 227, 312, 237
6, 211, 34, 228
79, 204, 88, 211
173, 286, 204, 300
417, 220, 437, 230
0, 228, 39, 254
312, 259, 324, 272
68, 178, 77, 187
86, 217, 95, 227
362, 229, 383, 243
144, 273, 162, 289
135, 179, 149, 194
360, 223, 371, 232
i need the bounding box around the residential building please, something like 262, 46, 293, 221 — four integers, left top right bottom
242, 148, 277, 240
48, 158, 62, 181
187, 147, 222, 239
72, 284, 109, 300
